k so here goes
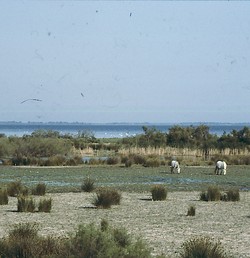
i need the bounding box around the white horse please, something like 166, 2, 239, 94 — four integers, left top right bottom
215, 160, 227, 175
170, 160, 180, 174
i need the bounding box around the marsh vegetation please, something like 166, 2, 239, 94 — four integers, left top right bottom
0, 125, 250, 167
0, 125, 249, 257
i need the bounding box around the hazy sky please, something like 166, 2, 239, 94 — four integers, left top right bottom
1, 1, 250, 123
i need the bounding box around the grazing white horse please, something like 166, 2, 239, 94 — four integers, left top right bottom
215, 160, 227, 175
170, 160, 180, 174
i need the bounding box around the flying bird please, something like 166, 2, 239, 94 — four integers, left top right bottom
81, 93, 84, 98
20, 98, 42, 104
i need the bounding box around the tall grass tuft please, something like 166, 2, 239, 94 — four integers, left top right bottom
9, 222, 38, 239
7, 180, 23, 197
38, 198, 52, 213
200, 185, 221, 201
106, 156, 120, 165
113, 227, 131, 248
17, 196, 36, 212
187, 205, 196, 216
225, 188, 240, 202
81, 177, 95, 192
0, 188, 8, 205
0, 223, 64, 258
180, 236, 228, 258
32, 183, 46, 196
151, 185, 167, 201
100, 219, 109, 232
93, 188, 121, 208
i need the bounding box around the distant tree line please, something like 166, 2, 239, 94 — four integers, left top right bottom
0, 125, 250, 166
121, 125, 250, 150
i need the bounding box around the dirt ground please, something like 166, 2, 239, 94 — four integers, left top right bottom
0, 191, 249, 257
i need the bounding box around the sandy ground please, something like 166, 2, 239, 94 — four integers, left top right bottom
0, 191, 249, 257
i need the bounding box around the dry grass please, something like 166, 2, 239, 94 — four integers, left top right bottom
0, 191, 249, 257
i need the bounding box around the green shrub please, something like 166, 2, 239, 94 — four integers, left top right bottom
32, 183, 46, 196
93, 188, 121, 208
17, 196, 36, 212
151, 185, 167, 201
200, 185, 221, 201
180, 236, 228, 258
0, 188, 8, 205
67, 222, 152, 258
0, 222, 152, 258
187, 205, 196, 216
38, 198, 52, 213
81, 177, 95, 192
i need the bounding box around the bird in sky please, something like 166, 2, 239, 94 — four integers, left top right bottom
20, 98, 42, 104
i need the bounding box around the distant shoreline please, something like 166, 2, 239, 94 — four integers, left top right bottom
1, 121, 250, 126
1, 122, 249, 138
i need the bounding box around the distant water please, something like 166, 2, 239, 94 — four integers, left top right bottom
0, 122, 249, 138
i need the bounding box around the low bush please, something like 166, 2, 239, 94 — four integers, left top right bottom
180, 236, 228, 258
200, 185, 221, 201
65, 156, 83, 166
9, 222, 38, 239
187, 205, 196, 216
0, 223, 64, 257
0, 188, 8, 205
125, 158, 133, 167
32, 183, 46, 196
101, 218, 109, 232
151, 185, 167, 201
45, 155, 67, 166
22, 186, 29, 196
129, 153, 146, 165
113, 227, 131, 248
81, 177, 95, 192
224, 188, 240, 202
7, 180, 23, 197
67, 222, 152, 258
93, 188, 121, 208
144, 158, 161, 167
106, 156, 120, 165
88, 158, 106, 165
38, 198, 52, 212
17, 196, 36, 212
0, 221, 154, 258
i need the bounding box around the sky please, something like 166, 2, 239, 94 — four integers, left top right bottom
0, 1, 250, 124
